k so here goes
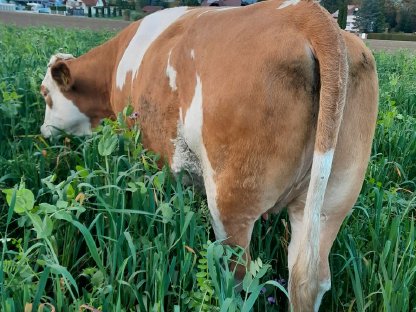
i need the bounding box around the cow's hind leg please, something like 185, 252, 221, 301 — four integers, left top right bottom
287, 197, 347, 311
287, 166, 368, 311
287, 33, 378, 311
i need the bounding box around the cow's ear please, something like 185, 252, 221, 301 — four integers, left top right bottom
51, 61, 73, 91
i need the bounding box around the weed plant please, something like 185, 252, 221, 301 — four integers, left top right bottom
0, 25, 415, 311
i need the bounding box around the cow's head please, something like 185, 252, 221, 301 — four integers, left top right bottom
40, 53, 92, 138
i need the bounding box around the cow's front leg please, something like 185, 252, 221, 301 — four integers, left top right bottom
203, 167, 259, 280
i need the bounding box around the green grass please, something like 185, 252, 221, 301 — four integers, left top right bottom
0, 25, 415, 311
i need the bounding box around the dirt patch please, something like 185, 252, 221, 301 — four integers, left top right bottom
0, 11, 131, 31
364, 39, 416, 54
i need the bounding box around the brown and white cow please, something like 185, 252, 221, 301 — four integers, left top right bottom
39, 0, 378, 310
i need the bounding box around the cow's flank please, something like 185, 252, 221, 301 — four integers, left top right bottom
40, 1, 378, 311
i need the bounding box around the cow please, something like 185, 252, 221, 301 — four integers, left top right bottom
39, 0, 378, 310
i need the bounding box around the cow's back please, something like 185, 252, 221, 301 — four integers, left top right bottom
115, 2, 322, 191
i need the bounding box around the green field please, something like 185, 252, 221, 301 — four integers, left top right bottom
0, 25, 415, 312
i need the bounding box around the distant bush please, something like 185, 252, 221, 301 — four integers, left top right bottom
130, 10, 146, 20
367, 33, 416, 41
50, 5, 67, 11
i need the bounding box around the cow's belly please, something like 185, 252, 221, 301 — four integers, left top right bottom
170, 73, 207, 192
171, 125, 205, 191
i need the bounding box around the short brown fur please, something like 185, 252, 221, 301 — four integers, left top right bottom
41, 2, 378, 310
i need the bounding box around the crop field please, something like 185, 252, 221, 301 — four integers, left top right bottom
0, 25, 415, 312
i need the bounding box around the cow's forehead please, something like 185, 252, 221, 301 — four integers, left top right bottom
47, 53, 75, 67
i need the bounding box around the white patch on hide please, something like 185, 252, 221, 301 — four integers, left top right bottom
277, 0, 301, 9
47, 53, 75, 67
216, 7, 239, 11
173, 74, 227, 240
314, 279, 331, 312
166, 50, 178, 91
116, 6, 189, 89
306, 149, 335, 224
197, 6, 238, 18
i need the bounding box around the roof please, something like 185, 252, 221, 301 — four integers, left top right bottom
201, 0, 241, 6
82, 0, 97, 6
81, 0, 106, 6
142, 5, 163, 13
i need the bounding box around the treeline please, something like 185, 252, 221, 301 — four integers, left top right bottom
320, 0, 416, 33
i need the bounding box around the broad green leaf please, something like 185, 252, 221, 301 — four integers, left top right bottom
43, 215, 53, 237
3, 188, 35, 214
56, 200, 68, 209
91, 270, 105, 287
39, 203, 57, 214
54, 210, 73, 222
161, 203, 173, 224
242, 273, 252, 292
76, 165, 89, 178
30, 214, 43, 239
66, 184, 75, 200
98, 126, 118, 156
138, 182, 147, 194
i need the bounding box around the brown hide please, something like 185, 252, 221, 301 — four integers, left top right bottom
42, 1, 378, 310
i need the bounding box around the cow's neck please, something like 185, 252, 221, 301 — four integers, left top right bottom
72, 36, 121, 126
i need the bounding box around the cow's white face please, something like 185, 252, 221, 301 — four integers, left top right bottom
40, 54, 92, 138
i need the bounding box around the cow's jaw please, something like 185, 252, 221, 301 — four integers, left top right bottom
41, 103, 91, 138
40, 63, 92, 138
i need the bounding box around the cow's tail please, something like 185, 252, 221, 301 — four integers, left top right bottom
288, 1, 348, 311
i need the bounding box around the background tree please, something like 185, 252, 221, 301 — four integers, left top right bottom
337, 0, 348, 29
397, 0, 416, 32
320, 0, 350, 30
320, 0, 339, 13
354, 0, 385, 32
384, 0, 397, 30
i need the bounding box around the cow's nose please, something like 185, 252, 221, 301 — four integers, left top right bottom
40, 85, 48, 97
41, 124, 51, 138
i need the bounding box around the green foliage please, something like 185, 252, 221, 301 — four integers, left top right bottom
180, 0, 201, 6
394, 0, 416, 33
325, 51, 416, 310
319, 0, 339, 14
0, 25, 415, 311
367, 32, 416, 41
355, 0, 386, 32
337, 0, 348, 29
2, 185, 35, 214
0, 82, 23, 118
359, 0, 416, 33
130, 10, 146, 21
